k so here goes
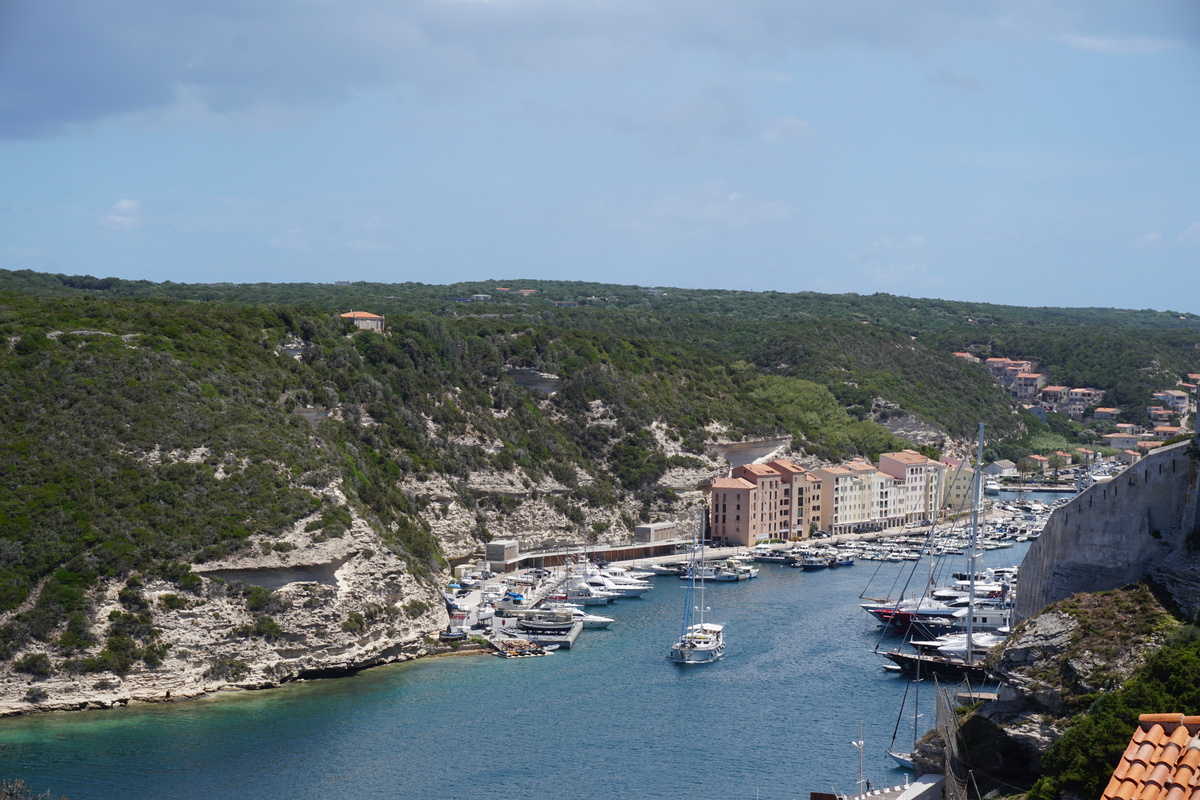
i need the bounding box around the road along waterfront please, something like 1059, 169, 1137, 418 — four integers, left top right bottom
0, 541, 1031, 800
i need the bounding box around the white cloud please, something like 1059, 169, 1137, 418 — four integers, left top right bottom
98, 199, 144, 232
861, 260, 931, 287
344, 239, 395, 253
267, 227, 311, 252
863, 235, 930, 256
1061, 34, 1177, 55
653, 182, 791, 227
762, 116, 811, 142
930, 65, 986, 94
1130, 232, 1167, 250
0, 246, 51, 258
1177, 222, 1200, 248
2, 1, 1162, 140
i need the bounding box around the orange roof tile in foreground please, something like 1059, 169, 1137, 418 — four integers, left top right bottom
711, 477, 756, 490
1102, 714, 1200, 800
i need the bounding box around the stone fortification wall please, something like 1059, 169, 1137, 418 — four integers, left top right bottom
1015, 439, 1200, 624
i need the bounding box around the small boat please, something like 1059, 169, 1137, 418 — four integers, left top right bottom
514, 609, 576, 634
539, 602, 615, 629
438, 627, 469, 642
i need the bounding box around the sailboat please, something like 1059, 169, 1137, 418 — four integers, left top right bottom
668, 513, 725, 664
886, 671, 923, 770
881, 423, 991, 681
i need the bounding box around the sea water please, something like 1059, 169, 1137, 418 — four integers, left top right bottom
0, 543, 1030, 800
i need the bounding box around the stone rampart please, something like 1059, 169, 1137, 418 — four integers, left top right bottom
1015, 439, 1200, 624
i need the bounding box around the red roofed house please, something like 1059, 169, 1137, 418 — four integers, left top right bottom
1103, 432, 1139, 450
1154, 389, 1192, 414
1027, 454, 1049, 472
1011, 373, 1048, 399
1155, 426, 1183, 440
1094, 407, 1121, 420
1148, 407, 1175, 424
1040, 386, 1070, 404
340, 310, 385, 332
1101, 713, 1200, 800
952, 352, 980, 363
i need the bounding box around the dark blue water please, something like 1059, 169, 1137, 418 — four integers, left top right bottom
0, 544, 1029, 800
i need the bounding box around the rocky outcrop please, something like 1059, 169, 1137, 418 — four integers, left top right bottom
0, 502, 448, 717
955, 585, 1178, 784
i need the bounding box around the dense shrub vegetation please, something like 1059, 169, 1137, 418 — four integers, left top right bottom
0, 271, 1197, 679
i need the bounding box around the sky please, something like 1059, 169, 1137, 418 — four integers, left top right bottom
1, 1, 1198, 311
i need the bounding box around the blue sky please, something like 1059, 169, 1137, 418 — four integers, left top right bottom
1, 1, 1198, 310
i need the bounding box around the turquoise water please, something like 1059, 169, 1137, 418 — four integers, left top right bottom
0, 544, 1029, 800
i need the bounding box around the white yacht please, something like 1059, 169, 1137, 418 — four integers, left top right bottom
539, 602, 615, 629
564, 576, 618, 605
668, 622, 726, 664
669, 516, 726, 665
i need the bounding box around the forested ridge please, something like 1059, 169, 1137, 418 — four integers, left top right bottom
0, 270, 1198, 683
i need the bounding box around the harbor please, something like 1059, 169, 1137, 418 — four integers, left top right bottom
0, 526, 1031, 800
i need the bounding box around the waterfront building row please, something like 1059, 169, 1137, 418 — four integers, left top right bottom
705, 450, 969, 546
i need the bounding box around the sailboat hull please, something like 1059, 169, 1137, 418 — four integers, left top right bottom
668, 641, 725, 663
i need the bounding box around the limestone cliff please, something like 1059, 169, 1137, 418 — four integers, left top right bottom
0, 501, 448, 717
1015, 438, 1200, 624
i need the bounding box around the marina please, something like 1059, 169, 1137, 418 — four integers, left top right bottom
0, 536, 1033, 800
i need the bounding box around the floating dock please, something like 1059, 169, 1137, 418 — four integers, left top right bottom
494, 621, 583, 650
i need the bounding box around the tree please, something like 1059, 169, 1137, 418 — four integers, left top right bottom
1017, 456, 1039, 483
1048, 453, 1068, 477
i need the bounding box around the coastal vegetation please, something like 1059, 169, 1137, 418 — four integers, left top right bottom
1025, 587, 1196, 800
1, 269, 1199, 795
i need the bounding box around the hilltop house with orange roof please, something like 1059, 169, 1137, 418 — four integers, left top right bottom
1154, 389, 1192, 414
1040, 385, 1070, 404
1011, 373, 1048, 399
1026, 454, 1049, 472
340, 310, 385, 332
1102, 432, 1139, 450
1094, 407, 1121, 420
952, 352, 980, 363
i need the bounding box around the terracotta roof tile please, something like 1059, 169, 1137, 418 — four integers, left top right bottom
1105, 716, 1200, 800
1111, 780, 1138, 800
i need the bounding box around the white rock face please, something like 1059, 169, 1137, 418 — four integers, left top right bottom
0, 507, 447, 717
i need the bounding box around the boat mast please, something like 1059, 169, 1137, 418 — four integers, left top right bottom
966, 423, 985, 667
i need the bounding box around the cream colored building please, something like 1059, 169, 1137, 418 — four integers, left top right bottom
877, 450, 944, 524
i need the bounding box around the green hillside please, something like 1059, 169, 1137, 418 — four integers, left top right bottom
1, 271, 1197, 673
